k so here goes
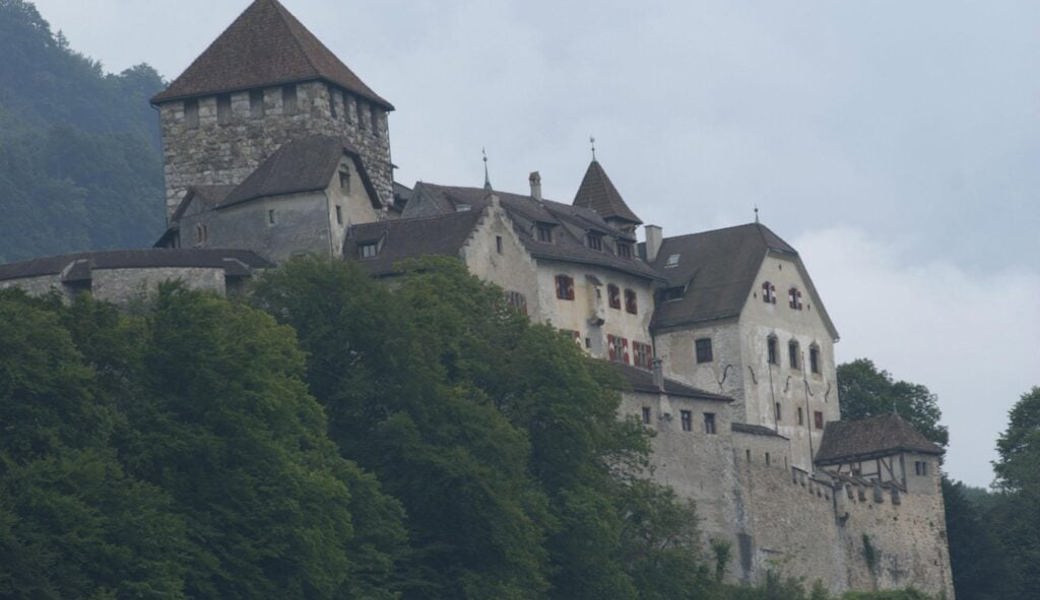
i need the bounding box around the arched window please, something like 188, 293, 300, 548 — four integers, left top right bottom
762, 281, 776, 304
788, 287, 803, 310
767, 335, 778, 365
194, 223, 207, 246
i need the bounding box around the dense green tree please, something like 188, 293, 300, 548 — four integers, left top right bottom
836, 359, 948, 447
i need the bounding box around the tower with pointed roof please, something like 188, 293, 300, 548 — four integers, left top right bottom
151, 0, 394, 220
573, 159, 643, 235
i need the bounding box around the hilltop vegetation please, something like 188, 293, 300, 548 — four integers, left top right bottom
0, 0, 166, 263
0, 258, 938, 599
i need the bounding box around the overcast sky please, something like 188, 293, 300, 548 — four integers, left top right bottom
29, 0, 1039, 487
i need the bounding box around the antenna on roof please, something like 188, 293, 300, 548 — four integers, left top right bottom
589, 136, 597, 161
482, 147, 492, 191
754, 205, 759, 223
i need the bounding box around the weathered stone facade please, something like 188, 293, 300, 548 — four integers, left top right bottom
158, 81, 392, 219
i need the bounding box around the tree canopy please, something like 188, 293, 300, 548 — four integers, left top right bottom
836, 358, 948, 447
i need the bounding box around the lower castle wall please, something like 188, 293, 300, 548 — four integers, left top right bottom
91, 268, 226, 304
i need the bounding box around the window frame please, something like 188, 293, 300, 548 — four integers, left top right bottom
788, 287, 803, 310
704, 412, 717, 434
536, 223, 553, 243
608, 284, 621, 309
641, 407, 652, 425
587, 232, 603, 251
788, 340, 800, 370
624, 288, 638, 314
680, 410, 693, 432
762, 281, 776, 304
695, 337, 713, 364
554, 274, 575, 300
814, 410, 824, 430
281, 84, 297, 114
809, 345, 820, 374
359, 243, 378, 259
767, 335, 778, 365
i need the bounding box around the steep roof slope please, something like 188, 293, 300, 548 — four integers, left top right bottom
815, 414, 944, 465
217, 135, 379, 209
650, 222, 837, 338
405, 183, 659, 281
572, 160, 642, 224
346, 210, 484, 275
152, 0, 392, 109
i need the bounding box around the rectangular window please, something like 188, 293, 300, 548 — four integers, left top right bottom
704, 413, 717, 434
695, 338, 713, 363
814, 411, 824, 430
267, 209, 276, 225
504, 291, 527, 315
633, 341, 652, 370
249, 89, 265, 118
607, 334, 626, 364
680, 410, 692, 432
641, 407, 652, 425
617, 242, 632, 258
810, 346, 820, 374
328, 86, 338, 118
335, 205, 343, 225
765, 452, 771, 466
555, 275, 575, 300
496, 235, 503, 254
339, 170, 351, 194
587, 232, 603, 251
624, 289, 637, 314
536, 223, 553, 243
789, 341, 800, 370
184, 99, 199, 128
216, 94, 231, 124
767, 337, 778, 365
915, 461, 929, 476
797, 406, 804, 426
359, 243, 378, 258
789, 287, 803, 310
282, 85, 297, 114
608, 284, 621, 309
775, 402, 782, 422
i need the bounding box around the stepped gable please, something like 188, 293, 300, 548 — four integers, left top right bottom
346, 210, 484, 276
218, 135, 379, 209
410, 183, 659, 281
152, 0, 392, 109
0, 248, 273, 281
815, 414, 943, 466
573, 160, 642, 225
614, 363, 731, 401
650, 222, 837, 337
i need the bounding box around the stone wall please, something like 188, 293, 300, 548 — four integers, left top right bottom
159, 81, 392, 219
91, 268, 226, 304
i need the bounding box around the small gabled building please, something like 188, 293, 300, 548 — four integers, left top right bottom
646, 222, 840, 470
159, 135, 384, 263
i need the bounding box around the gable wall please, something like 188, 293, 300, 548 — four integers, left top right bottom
461, 203, 542, 318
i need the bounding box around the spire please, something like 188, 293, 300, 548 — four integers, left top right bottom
590, 135, 597, 161
754, 205, 759, 223
573, 157, 642, 225
152, 0, 392, 109
482, 147, 492, 191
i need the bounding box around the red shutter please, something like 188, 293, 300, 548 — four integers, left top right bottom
607, 335, 616, 361
622, 338, 630, 365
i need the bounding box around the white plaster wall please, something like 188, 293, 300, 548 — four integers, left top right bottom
461, 203, 542, 318
325, 156, 383, 258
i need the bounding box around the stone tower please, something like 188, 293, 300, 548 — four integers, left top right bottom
151, 0, 394, 220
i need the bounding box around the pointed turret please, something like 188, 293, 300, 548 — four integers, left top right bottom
152, 0, 395, 220
573, 159, 642, 231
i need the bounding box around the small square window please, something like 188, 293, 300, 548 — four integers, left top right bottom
915, 460, 929, 476
680, 410, 692, 432
695, 338, 713, 363
788, 287, 803, 310
359, 243, 378, 259
641, 407, 652, 425
617, 242, 632, 258
665, 253, 680, 268
504, 291, 528, 315
536, 224, 553, 243
704, 413, 717, 434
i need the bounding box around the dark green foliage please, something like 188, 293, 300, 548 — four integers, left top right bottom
940, 478, 1006, 600
836, 359, 948, 447
0, 0, 165, 262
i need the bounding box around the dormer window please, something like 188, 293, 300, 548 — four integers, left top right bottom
762, 281, 776, 304
587, 232, 603, 251
617, 242, 632, 258
536, 223, 553, 243
359, 242, 378, 259
665, 253, 680, 268
662, 287, 684, 301
608, 284, 621, 309
788, 287, 803, 310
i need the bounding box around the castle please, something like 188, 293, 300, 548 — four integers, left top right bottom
0, 1, 954, 596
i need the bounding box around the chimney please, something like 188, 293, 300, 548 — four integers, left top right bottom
645, 224, 663, 262
652, 358, 664, 391
529, 171, 542, 201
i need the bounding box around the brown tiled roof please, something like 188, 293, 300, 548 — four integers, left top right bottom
815, 414, 943, 466
615, 363, 731, 400
152, 0, 392, 109
649, 222, 838, 339
345, 210, 484, 275
573, 160, 642, 224
405, 183, 660, 281
0, 249, 273, 282
218, 135, 379, 209
732, 422, 788, 439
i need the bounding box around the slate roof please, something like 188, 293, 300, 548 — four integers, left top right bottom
152, 0, 392, 109
615, 363, 732, 401
0, 249, 273, 282
170, 184, 237, 222
218, 135, 379, 209
573, 160, 642, 224
649, 222, 838, 338
405, 183, 660, 281
815, 414, 944, 466
345, 210, 484, 276
732, 422, 789, 439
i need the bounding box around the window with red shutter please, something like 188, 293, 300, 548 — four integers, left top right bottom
555, 275, 575, 300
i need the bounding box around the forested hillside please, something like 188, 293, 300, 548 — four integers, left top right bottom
0, 0, 165, 263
